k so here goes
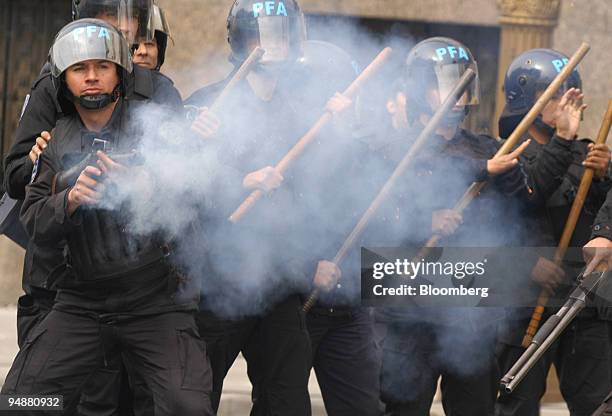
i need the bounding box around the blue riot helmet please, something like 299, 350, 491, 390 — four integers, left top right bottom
50, 19, 133, 111
72, 0, 154, 46
227, 0, 306, 65
403, 37, 480, 125
499, 48, 582, 138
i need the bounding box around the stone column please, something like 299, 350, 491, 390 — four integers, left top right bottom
494, 0, 561, 135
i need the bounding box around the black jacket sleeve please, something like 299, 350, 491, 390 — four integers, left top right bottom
587, 140, 612, 202
591, 189, 612, 240
151, 71, 183, 112
20, 139, 80, 246
3, 74, 59, 200
497, 135, 573, 206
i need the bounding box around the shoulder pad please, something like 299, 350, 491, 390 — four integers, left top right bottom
31, 71, 53, 90
154, 70, 175, 85
131, 65, 154, 99
31, 62, 52, 89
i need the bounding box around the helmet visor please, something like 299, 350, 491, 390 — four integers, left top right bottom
148, 4, 172, 42
258, 16, 291, 63
51, 23, 133, 77
434, 62, 480, 107
74, 0, 153, 45
234, 14, 305, 63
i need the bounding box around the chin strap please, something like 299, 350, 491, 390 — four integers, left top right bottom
76, 84, 121, 110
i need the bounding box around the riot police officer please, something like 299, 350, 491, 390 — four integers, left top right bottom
358, 37, 581, 416
186, 0, 313, 414
1, 19, 212, 415
133, 3, 172, 71
2, 0, 180, 348
496, 49, 612, 416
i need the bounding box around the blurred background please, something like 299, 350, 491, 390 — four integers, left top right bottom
1, 1, 610, 414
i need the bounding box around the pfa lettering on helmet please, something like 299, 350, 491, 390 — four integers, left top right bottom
403, 37, 480, 123
227, 0, 305, 65
552, 58, 569, 73
252, 1, 288, 17
71, 25, 112, 41
72, 0, 154, 43
435, 46, 470, 62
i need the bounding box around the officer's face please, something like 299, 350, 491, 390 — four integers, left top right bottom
65, 60, 120, 98
133, 38, 159, 70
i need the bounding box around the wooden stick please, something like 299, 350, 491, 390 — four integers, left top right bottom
210, 47, 264, 113
521, 98, 612, 347
303, 68, 478, 312
228, 47, 393, 224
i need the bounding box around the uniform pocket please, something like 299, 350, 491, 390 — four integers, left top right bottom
3, 325, 50, 393
176, 327, 211, 392
16, 295, 44, 348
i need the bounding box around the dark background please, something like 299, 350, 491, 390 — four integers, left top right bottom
0, 1, 69, 160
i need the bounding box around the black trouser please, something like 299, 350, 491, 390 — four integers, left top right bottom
16, 290, 55, 349
196, 294, 312, 416
195, 310, 257, 411
496, 318, 612, 416
2, 309, 213, 416
307, 307, 383, 416
380, 321, 498, 416
16, 290, 135, 416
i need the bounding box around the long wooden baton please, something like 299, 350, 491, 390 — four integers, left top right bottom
418, 43, 591, 254
210, 47, 264, 112
521, 98, 612, 347
228, 47, 393, 223
302, 68, 478, 312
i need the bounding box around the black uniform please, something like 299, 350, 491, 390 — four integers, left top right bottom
3, 63, 182, 347
294, 115, 384, 416
185, 71, 314, 415
371, 122, 580, 415
1, 87, 213, 415
371, 128, 514, 416
496, 134, 612, 416
588, 183, 612, 416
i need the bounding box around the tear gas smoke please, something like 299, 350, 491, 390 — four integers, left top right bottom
96, 17, 536, 382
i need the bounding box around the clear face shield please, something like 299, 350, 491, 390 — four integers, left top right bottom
433, 62, 480, 109
258, 16, 291, 63
138, 4, 174, 44
50, 23, 133, 78
237, 13, 305, 65
75, 0, 153, 46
